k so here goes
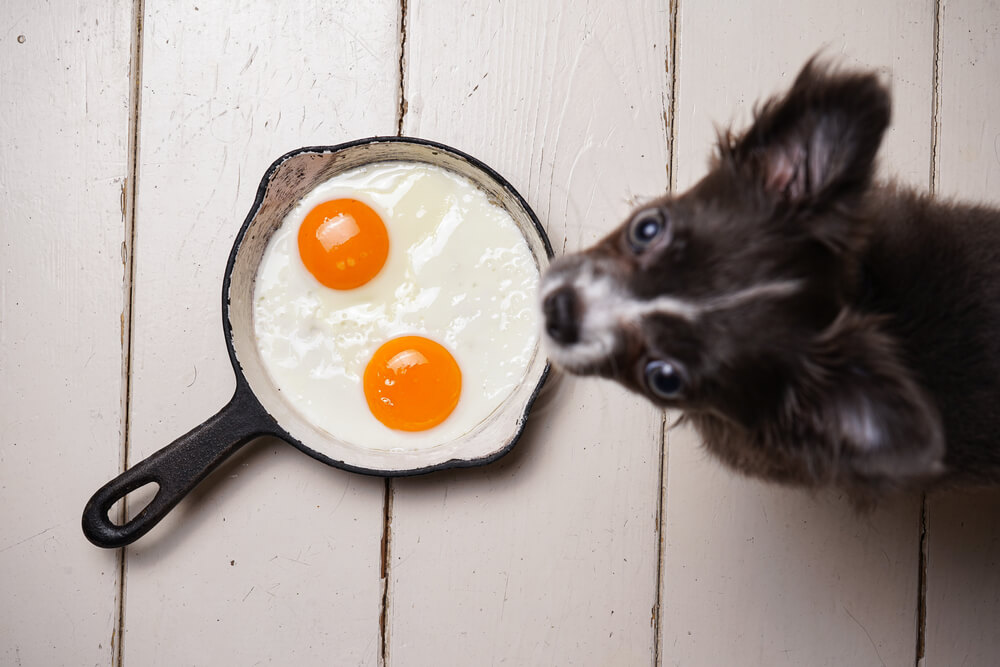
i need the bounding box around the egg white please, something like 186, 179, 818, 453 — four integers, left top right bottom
253, 161, 541, 451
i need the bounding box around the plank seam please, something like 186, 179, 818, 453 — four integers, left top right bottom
116, 0, 145, 665
652, 411, 668, 667
381, 4, 408, 663
396, 0, 409, 137
917, 4, 942, 664
916, 494, 928, 666
654, 3, 680, 665
379, 479, 394, 667
667, 0, 680, 193
928, 0, 942, 196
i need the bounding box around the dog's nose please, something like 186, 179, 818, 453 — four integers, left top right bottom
542, 285, 580, 345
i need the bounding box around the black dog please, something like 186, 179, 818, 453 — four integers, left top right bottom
540, 59, 1000, 504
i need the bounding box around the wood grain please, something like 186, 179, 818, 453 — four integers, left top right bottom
659, 2, 935, 665
6, 1, 999, 664
924, 0, 1000, 663
121, 2, 399, 665
0, 2, 133, 664
388, 1, 671, 664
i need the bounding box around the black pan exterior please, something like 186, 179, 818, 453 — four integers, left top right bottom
82, 137, 552, 548
81, 379, 279, 548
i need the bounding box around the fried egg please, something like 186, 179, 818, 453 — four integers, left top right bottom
253, 160, 540, 451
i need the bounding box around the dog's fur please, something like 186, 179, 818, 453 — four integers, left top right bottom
540, 59, 1000, 504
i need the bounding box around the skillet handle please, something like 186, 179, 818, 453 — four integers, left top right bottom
82, 382, 278, 549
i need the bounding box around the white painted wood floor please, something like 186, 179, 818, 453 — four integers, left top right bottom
3, 1, 999, 665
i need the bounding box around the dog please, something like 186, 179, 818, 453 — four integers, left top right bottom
539, 58, 1000, 504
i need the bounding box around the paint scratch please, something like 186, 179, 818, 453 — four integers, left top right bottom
0, 524, 61, 554
844, 605, 886, 667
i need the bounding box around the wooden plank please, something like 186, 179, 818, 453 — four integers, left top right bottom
659, 2, 935, 665
121, 3, 399, 665
0, 2, 133, 665
387, 1, 670, 664
933, 0, 1000, 201
923, 492, 1000, 666
924, 0, 1000, 663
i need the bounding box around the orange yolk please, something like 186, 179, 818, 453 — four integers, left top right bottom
297, 198, 388, 290
363, 336, 462, 432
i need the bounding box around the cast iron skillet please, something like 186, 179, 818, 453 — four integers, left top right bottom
82, 137, 552, 549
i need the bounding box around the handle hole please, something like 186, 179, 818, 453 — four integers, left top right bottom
109, 481, 161, 526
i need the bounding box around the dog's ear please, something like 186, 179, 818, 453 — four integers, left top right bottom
806, 312, 945, 483
725, 58, 891, 208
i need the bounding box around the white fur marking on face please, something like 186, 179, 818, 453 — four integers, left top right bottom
540, 258, 629, 371
630, 280, 803, 321
622, 295, 700, 322
839, 396, 884, 451
541, 255, 802, 372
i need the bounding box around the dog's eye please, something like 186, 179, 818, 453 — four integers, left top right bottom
644, 360, 683, 398
626, 208, 669, 252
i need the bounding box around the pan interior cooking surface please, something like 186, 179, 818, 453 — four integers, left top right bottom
252, 160, 540, 453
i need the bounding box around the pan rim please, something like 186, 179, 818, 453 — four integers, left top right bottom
221, 136, 553, 476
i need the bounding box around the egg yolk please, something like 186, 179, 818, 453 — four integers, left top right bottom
297, 198, 388, 290
363, 336, 462, 432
